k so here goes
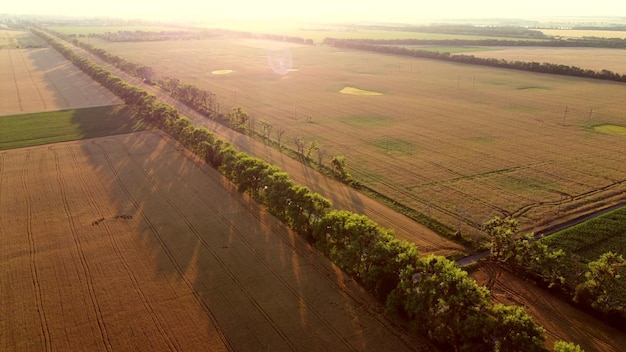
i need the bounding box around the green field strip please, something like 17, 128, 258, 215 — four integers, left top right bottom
0, 105, 147, 150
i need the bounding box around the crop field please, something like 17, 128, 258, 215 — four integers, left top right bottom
0, 131, 425, 351
0, 35, 121, 116
0, 105, 145, 150
92, 37, 626, 238
541, 206, 626, 261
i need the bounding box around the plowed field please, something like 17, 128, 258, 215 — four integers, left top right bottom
0, 131, 428, 351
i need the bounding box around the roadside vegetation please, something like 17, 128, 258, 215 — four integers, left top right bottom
33, 26, 586, 351
485, 216, 626, 329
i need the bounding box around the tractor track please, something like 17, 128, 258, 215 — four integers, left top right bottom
50, 146, 113, 352
111, 140, 302, 352
93, 140, 237, 352
65, 144, 182, 352
21, 149, 52, 351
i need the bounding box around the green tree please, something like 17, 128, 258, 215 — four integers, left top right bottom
489, 303, 546, 352
229, 107, 249, 132
401, 255, 493, 350
264, 171, 295, 219
574, 252, 626, 316
484, 216, 519, 264
286, 185, 331, 236
331, 155, 351, 181
553, 341, 584, 352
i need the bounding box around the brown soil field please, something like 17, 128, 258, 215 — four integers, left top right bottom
464, 47, 626, 75
472, 262, 626, 352
0, 131, 430, 352
0, 45, 121, 116
91, 38, 626, 239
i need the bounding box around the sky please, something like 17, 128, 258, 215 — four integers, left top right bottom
3, 0, 625, 21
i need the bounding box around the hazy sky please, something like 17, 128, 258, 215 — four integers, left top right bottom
3, 0, 625, 21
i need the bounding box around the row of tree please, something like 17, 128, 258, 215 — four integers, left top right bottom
353, 24, 550, 39
486, 217, 626, 328
72, 27, 316, 45
324, 36, 626, 49
35, 28, 584, 351
157, 76, 219, 117
324, 39, 626, 82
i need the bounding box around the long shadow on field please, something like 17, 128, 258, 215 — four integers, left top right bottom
77, 131, 421, 352
25, 47, 120, 112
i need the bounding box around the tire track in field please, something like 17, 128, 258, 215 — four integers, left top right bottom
17, 49, 47, 110
8, 49, 24, 112
111, 141, 299, 352
92, 140, 235, 352
49, 146, 113, 352
65, 145, 181, 352
118, 141, 363, 352
21, 149, 52, 351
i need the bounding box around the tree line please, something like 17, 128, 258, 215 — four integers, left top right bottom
63, 27, 315, 45
485, 217, 626, 329
324, 38, 626, 82
353, 24, 550, 39
325, 36, 626, 48
34, 27, 586, 351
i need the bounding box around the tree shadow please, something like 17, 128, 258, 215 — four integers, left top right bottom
69, 130, 421, 351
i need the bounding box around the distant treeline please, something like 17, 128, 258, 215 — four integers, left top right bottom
33, 27, 567, 351
325, 36, 626, 48
324, 38, 626, 82
572, 25, 626, 31
67, 28, 315, 45
354, 24, 550, 39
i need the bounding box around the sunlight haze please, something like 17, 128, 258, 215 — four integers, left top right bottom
3, 0, 625, 21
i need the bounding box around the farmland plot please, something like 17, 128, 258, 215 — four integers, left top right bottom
0, 131, 425, 351
0, 44, 121, 116
95, 38, 626, 238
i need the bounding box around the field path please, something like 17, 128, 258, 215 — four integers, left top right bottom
64, 40, 464, 257
0, 132, 430, 351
